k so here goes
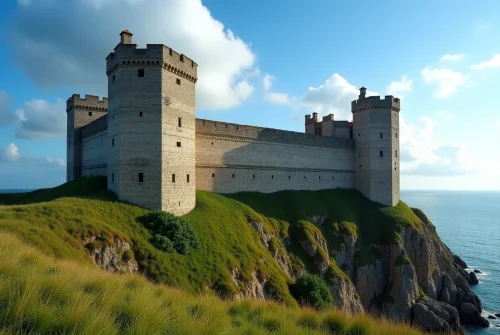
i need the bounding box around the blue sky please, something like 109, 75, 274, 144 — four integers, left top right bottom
1, 0, 500, 190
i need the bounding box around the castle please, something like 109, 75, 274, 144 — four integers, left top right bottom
66, 30, 400, 215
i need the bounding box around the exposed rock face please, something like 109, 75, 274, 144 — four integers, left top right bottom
469, 272, 479, 285
231, 267, 268, 300
411, 299, 462, 334
459, 302, 489, 327
82, 235, 138, 273
330, 232, 357, 279
327, 276, 364, 315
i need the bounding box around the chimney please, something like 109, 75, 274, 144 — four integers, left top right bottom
359, 87, 367, 99
312, 112, 318, 122
120, 30, 133, 45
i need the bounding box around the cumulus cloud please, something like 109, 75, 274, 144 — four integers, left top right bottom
14, 98, 67, 140
9, 0, 258, 110
440, 54, 464, 62
386, 75, 412, 98
421, 67, 468, 98
399, 115, 474, 176
263, 74, 274, 91
471, 54, 500, 70
264, 92, 291, 106
0, 91, 16, 126
300, 73, 378, 120
0, 143, 65, 167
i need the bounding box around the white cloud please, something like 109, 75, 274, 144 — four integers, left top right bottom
471, 54, 500, 70
386, 75, 412, 98
14, 98, 67, 140
263, 74, 274, 91
0, 143, 65, 167
399, 115, 475, 176
264, 92, 291, 106
0, 143, 20, 162
300, 73, 378, 120
9, 0, 258, 110
440, 54, 464, 63
436, 110, 454, 121
421, 67, 468, 98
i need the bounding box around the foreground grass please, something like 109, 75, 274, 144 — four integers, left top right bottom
0, 231, 423, 335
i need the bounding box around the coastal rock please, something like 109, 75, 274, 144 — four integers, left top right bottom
231, 268, 268, 300
474, 269, 482, 274
326, 276, 364, 315
469, 272, 479, 285
411, 299, 461, 333
452, 254, 467, 269
458, 302, 489, 327
488, 315, 496, 319
495, 313, 500, 317
82, 235, 138, 273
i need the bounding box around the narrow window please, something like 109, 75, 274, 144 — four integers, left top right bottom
138, 69, 145, 77
191, 60, 194, 67
304, 176, 306, 179
396, 133, 398, 138
176, 78, 181, 85
139, 112, 143, 117
289, 176, 291, 179
138, 173, 144, 183
358, 133, 360, 137
112, 138, 115, 146
359, 165, 362, 168
180, 54, 184, 62
187, 174, 190, 183
232, 174, 235, 178
212, 173, 215, 178
112, 173, 114, 183
380, 151, 383, 157
89, 112, 93, 116
319, 176, 321, 180
253, 175, 255, 179
172, 174, 176, 182
380, 132, 383, 139
112, 114, 115, 119
169, 48, 173, 56
271, 175, 274, 179
211, 142, 214, 146
112, 75, 115, 83
395, 149, 398, 158
177, 142, 181, 147
179, 201, 181, 206
395, 167, 397, 170
178, 117, 182, 128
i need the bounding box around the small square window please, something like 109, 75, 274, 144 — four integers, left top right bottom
232, 174, 235, 178
253, 175, 255, 179
271, 175, 274, 179
359, 165, 362, 168
380, 151, 384, 157
138, 173, 144, 183
177, 142, 181, 147
178, 117, 182, 128
212, 173, 215, 178
187, 174, 190, 183
138, 69, 144, 77
172, 174, 176, 182
319, 176, 321, 180
380, 132, 383, 138
139, 112, 143, 117
89, 112, 93, 116
176, 78, 181, 85
288, 176, 291, 179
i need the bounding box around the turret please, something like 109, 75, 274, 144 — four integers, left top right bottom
106, 30, 198, 215
66, 94, 108, 182
352, 87, 400, 206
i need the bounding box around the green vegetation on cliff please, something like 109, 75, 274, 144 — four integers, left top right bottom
0, 176, 439, 334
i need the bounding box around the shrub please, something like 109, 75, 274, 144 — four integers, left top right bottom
140, 211, 200, 254
150, 234, 175, 253
290, 274, 333, 310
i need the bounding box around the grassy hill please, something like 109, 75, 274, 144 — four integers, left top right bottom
0, 176, 433, 334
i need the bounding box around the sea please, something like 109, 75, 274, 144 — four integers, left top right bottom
1, 189, 498, 333
402, 190, 500, 334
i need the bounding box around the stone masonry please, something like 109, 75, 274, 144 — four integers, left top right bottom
66, 31, 401, 215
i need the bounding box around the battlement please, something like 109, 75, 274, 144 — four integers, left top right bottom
66, 94, 108, 112
196, 118, 354, 150
351, 92, 400, 113
106, 31, 198, 82
304, 112, 319, 124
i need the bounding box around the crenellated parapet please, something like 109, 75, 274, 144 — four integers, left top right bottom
66, 94, 108, 112
351, 95, 400, 113
105, 37, 198, 84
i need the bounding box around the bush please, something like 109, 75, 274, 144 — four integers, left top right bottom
141, 211, 200, 254
151, 234, 175, 253
290, 274, 333, 310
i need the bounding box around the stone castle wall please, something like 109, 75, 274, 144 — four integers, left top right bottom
195, 119, 355, 193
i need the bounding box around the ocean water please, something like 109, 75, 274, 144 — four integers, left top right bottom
401, 190, 500, 334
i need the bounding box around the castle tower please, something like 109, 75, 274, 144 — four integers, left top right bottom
66, 95, 108, 182
106, 30, 198, 215
351, 88, 400, 206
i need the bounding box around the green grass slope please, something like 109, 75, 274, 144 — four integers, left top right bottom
0, 231, 423, 335
0, 176, 440, 334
